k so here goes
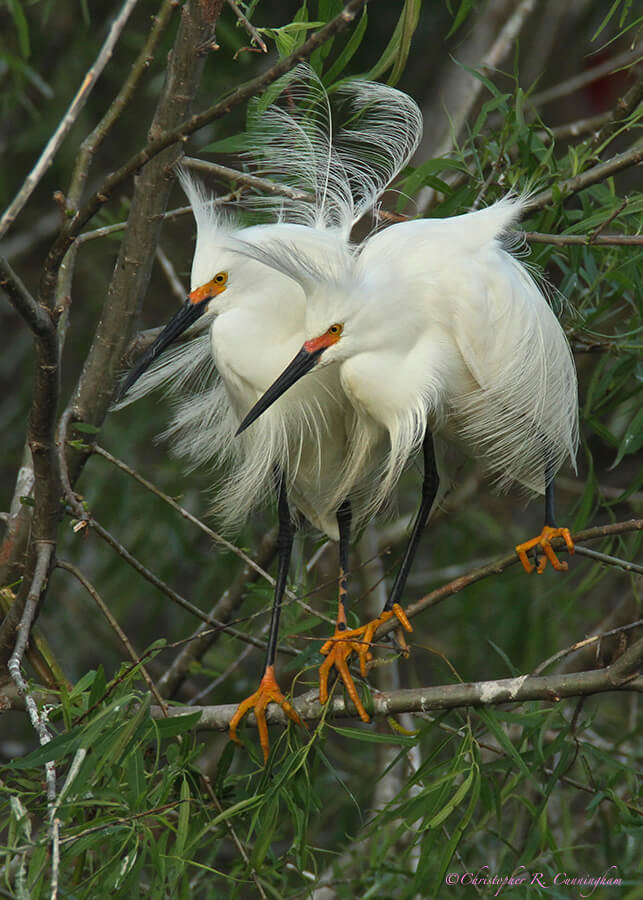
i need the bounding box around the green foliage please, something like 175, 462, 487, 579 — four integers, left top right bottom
1, 0, 642, 897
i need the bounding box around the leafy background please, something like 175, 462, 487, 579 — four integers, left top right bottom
0, 1, 641, 897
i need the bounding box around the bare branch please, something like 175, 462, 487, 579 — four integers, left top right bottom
40, 0, 369, 306
572, 545, 643, 575
182, 156, 316, 203
525, 231, 642, 246
533, 621, 643, 676
0, 256, 53, 337
0, 0, 141, 239
92, 444, 280, 583
66, 0, 179, 211
226, 0, 268, 53
152, 664, 643, 732
525, 146, 643, 211
68, 511, 297, 657
56, 559, 168, 714
61, 0, 220, 492
530, 47, 641, 108
374, 518, 643, 642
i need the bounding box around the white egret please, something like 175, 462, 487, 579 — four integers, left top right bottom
117, 67, 422, 759
236, 194, 579, 658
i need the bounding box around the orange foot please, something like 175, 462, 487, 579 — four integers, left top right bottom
229, 664, 303, 762
319, 603, 413, 722
516, 526, 575, 574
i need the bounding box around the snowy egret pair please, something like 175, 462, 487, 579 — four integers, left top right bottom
119, 69, 578, 761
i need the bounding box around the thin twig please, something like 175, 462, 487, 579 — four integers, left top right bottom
40, 0, 368, 306
373, 518, 643, 642
226, 0, 268, 53
155, 246, 186, 303
0, 0, 141, 239
6, 543, 58, 896
0, 256, 53, 337
92, 444, 281, 589
201, 775, 269, 899
66, 0, 178, 212
572, 544, 643, 576
588, 198, 628, 243
525, 145, 643, 211
532, 620, 643, 676
530, 47, 641, 108
77, 194, 240, 244
524, 231, 642, 246
76, 513, 298, 656
91, 444, 332, 624
56, 559, 168, 714
182, 157, 315, 202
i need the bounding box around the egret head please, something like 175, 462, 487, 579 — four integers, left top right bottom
116, 265, 231, 400
235, 281, 364, 435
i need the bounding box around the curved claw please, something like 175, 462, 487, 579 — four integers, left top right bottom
516, 526, 575, 575
359, 604, 413, 675
229, 665, 303, 762
319, 605, 414, 722
319, 627, 372, 722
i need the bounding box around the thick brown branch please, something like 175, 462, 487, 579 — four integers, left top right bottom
62, 0, 217, 490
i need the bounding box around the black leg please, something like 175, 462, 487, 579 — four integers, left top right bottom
336, 499, 352, 632
543, 458, 557, 527
263, 470, 295, 671
384, 426, 439, 612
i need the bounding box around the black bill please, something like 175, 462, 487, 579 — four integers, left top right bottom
117, 298, 207, 401
236, 346, 323, 435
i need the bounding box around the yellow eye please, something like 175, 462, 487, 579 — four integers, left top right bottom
213, 272, 227, 285
327, 323, 343, 336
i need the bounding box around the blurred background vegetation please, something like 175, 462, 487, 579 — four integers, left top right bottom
0, 0, 641, 897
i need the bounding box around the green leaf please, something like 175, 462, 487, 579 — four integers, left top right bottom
610, 406, 643, 469
367, 0, 421, 85
330, 724, 416, 747
592, 0, 624, 39
175, 776, 191, 861
153, 710, 203, 739
7, 0, 30, 58
88, 664, 107, 709
446, 0, 475, 38
425, 766, 475, 829
475, 708, 532, 779
73, 422, 100, 434
323, 8, 368, 85
200, 133, 252, 155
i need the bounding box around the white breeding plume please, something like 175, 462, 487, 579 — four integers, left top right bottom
230, 192, 579, 747
116, 66, 424, 760
236, 193, 579, 561
118, 66, 422, 538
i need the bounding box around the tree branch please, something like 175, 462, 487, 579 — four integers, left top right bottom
0, 256, 52, 337
39, 0, 368, 308
525, 146, 643, 211
524, 231, 642, 246
182, 156, 316, 203
153, 665, 643, 732
56, 559, 167, 714
0, 0, 141, 239
373, 518, 643, 642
